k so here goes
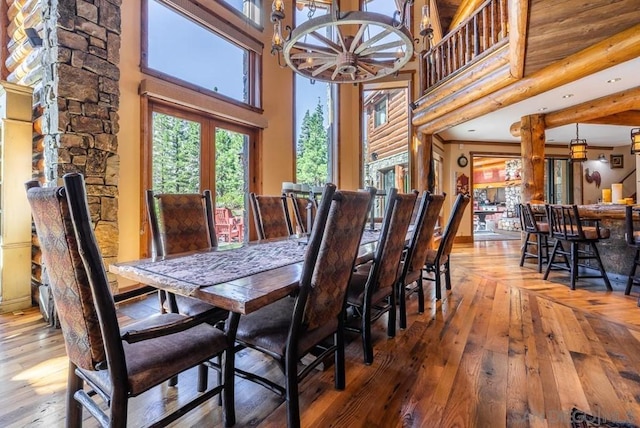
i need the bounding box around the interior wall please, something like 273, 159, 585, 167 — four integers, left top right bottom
580, 150, 636, 204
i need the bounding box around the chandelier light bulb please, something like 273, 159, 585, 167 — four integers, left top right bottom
271, 0, 285, 22
420, 5, 430, 31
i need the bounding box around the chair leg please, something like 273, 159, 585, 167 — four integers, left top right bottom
398, 281, 407, 329
435, 268, 442, 300
519, 232, 530, 267
445, 260, 452, 291
388, 292, 396, 338
570, 242, 579, 290
223, 314, 240, 427
110, 385, 129, 428
197, 363, 208, 393
66, 362, 83, 428
335, 326, 346, 390
625, 249, 640, 295
590, 242, 612, 290
362, 303, 373, 365
536, 234, 544, 273
543, 240, 561, 280
417, 273, 425, 314
285, 361, 301, 428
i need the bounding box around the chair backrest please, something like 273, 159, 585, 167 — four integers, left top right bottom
547, 204, 584, 240
519, 203, 540, 233
435, 193, 471, 262
250, 193, 293, 240
625, 205, 639, 246
409, 190, 422, 225
293, 185, 372, 331
149, 191, 217, 256
26, 174, 123, 377
405, 192, 447, 274
368, 188, 417, 294
289, 194, 315, 235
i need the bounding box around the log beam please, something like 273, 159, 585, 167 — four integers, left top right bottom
520, 115, 546, 203
508, 0, 528, 79
584, 110, 640, 126
510, 86, 640, 137
415, 24, 640, 134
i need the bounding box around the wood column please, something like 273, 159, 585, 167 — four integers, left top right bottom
520, 115, 546, 203
416, 133, 433, 192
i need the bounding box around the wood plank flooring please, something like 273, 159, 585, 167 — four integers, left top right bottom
1, 240, 640, 427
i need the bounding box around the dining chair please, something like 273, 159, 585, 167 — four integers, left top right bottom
288, 193, 316, 235
543, 204, 612, 290
424, 193, 471, 300
518, 202, 551, 273
26, 173, 235, 428
345, 188, 417, 364
397, 192, 446, 328
147, 190, 230, 390
249, 193, 293, 239
625, 206, 640, 298
235, 184, 372, 428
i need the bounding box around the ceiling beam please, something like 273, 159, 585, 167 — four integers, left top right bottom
509, 86, 640, 137
448, 0, 485, 32
583, 110, 640, 127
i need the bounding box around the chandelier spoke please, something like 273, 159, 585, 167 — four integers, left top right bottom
358, 59, 398, 69
308, 31, 342, 54
331, 67, 341, 81
291, 42, 335, 56
350, 24, 368, 53
358, 39, 406, 56
357, 62, 379, 76
291, 52, 333, 60
335, 25, 349, 52
298, 58, 332, 70
353, 29, 392, 55
312, 60, 337, 77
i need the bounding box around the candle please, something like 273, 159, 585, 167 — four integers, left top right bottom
612, 183, 623, 204
602, 188, 612, 203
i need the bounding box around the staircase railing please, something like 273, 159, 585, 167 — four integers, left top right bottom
420, 0, 509, 93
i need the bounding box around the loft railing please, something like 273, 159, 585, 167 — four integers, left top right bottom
419, 0, 509, 93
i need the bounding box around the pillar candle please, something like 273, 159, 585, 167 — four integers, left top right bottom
602, 188, 612, 203
612, 183, 623, 204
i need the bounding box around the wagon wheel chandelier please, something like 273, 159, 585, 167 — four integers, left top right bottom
270, 0, 418, 84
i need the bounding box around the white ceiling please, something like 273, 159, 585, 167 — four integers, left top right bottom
439, 57, 640, 147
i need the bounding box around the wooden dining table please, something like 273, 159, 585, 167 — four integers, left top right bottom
110, 230, 380, 315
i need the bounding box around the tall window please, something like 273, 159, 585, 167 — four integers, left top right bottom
374, 99, 387, 128
294, 2, 336, 187
221, 0, 262, 26
144, 0, 261, 107
144, 100, 256, 249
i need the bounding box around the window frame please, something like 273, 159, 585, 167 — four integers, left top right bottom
141, 0, 263, 111
373, 98, 388, 128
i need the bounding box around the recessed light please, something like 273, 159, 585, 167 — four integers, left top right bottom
538, 107, 548, 111
607, 77, 622, 83
467, 129, 476, 132
562, 94, 574, 99
547, 139, 555, 142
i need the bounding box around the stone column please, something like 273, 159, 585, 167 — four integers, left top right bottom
41, 0, 121, 290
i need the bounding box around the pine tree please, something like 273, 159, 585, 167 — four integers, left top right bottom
297, 99, 328, 186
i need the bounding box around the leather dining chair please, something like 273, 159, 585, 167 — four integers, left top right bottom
235, 184, 372, 428
26, 173, 235, 428
147, 190, 229, 390
346, 188, 416, 364
543, 204, 612, 290
424, 193, 471, 300
397, 192, 446, 328
250, 193, 293, 239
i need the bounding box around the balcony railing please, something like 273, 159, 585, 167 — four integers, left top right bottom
420, 0, 509, 92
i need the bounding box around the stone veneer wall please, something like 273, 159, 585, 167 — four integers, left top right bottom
41, 0, 121, 289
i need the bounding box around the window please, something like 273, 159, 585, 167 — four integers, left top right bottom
294, 2, 336, 187
221, 0, 262, 26
143, 99, 257, 252
143, 0, 262, 108
374, 100, 387, 128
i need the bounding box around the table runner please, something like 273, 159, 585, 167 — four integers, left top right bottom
118, 229, 382, 297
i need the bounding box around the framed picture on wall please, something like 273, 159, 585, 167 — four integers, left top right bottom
610, 154, 624, 169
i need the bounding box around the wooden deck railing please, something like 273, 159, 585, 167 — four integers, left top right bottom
419, 0, 509, 93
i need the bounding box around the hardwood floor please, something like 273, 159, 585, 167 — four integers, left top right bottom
1, 240, 639, 427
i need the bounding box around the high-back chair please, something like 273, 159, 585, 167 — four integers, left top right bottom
249, 193, 293, 239
289, 193, 316, 235
235, 184, 372, 428
397, 192, 446, 328
518, 202, 551, 273
346, 188, 416, 364
27, 173, 234, 428
625, 206, 640, 297
424, 193, 470, 300
543, 204, 612, 290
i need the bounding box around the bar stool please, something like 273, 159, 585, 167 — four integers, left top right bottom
624, 206, 640, 297
543, 204, 612, 290
518, 203, 551, 273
